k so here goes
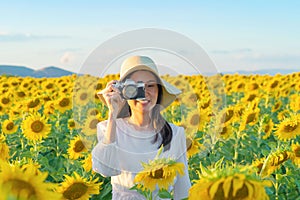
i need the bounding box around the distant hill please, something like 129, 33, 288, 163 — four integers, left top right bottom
0, 65, 298, 78
0, 65, 74, 78
223, 68, 299, 76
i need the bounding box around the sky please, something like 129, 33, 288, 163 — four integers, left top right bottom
1, 0, 299, 75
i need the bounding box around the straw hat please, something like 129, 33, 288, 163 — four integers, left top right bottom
98, 55, 181, 111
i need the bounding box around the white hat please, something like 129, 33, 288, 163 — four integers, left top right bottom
98, 56, 181, 113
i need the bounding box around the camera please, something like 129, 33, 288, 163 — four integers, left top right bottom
113, 79, 146, 100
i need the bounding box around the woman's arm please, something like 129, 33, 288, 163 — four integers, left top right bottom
91, 121, 121, 177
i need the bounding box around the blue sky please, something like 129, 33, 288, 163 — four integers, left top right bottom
1, 0, 299, 74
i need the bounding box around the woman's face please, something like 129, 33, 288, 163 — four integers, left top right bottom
127, 70, 159, 114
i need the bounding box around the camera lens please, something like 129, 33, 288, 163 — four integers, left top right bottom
123, 85, 138, 99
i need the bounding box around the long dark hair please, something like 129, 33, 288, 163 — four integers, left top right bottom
151, 83, 173, 151
118, 71, 173, 151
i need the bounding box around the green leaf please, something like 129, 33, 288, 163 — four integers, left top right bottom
158, 189, 173, 199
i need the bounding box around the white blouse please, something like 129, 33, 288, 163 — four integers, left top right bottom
91, 118, 191, 200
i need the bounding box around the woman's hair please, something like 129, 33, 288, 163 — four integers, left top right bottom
119, 70, 173, 151
151, 83, 173, 151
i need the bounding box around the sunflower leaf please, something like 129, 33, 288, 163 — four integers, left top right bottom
158, 189, 173, 199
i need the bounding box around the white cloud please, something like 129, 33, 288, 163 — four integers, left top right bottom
60, 52, 75, 64
0, 32, 69, 42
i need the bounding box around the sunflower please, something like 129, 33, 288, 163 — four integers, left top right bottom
68, 119, 77, 130
134, 155, 185, 192
186, 136, 202, 159
43, 101, 55, 115
254, 150, 291, 178
81, 116, 101, 136
68, 136, 88, 160
220, 106, 237, 126
2, 119, 18, 134
262, 119, 274, 139
24, 97, 43, 112
55, 95, 72, 113
246, 81, 260, 91
0, 162, 61, 200
272, 101, 282, 113
217, 124, 234, 140
21, 112, 51, 142
239, 107, 260, 132
291, 143, 300, 167
277, 109, 291, 121
0, 135, 9, 161
274, 114, 300, 141
74, 88, 92, 106
81, 154, 93, 173
57, 172, 102, 200
0, 93, 12, 108
87, 108, 100, 117
189, 164, 272, 200
289, 94, 300, 112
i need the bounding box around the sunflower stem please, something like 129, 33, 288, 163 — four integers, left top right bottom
257, 116, 264, 155
275, 173, 279, 200
233, 130, 240, 167
34, 141, 39, 161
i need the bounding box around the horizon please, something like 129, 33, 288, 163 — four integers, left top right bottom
1, 1, 300, 74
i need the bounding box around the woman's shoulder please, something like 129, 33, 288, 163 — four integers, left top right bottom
169, 123, 185, 138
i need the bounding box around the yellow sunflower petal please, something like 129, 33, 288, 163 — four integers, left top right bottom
223, 176, 233, 198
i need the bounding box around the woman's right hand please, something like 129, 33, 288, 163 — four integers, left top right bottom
98, 80, 125, 119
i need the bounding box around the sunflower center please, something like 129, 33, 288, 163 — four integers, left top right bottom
80, 93, 88, 100
246, 113, 256, 124
2, 97, 10, 105
270, 80, 279, 88
186, 138, 193, 151
63, 182, 88, 200
234, 183, 248, 199
5, 179, 36, 198
225, 110, 234, 122
283, 123, 298, 132
74, 140, 85, 152
89, 110, 99, 116
28, 99, 40, 108
150, 168, 164, 179
250, 83, 259, 90
31, 121, 44, 133
59, 98, 70, 107
247, 94, 256, 101
17, 91, 26, 97
274, 103, 281, 110
220, 127, 227, 135
265, 124, 270, 133
46, 83, 53, 89
68, 121, 75, 128
190, 114, 200, 126
89, 119, 99, 129
237, 83, 245, 89
201, 100, 210, 109
6, 122, 14, 130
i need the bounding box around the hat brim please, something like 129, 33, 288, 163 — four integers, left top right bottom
97, 65, 181, 115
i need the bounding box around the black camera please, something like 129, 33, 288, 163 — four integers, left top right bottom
113, 79, 146, 100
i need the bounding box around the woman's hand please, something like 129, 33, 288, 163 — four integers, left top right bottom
98, 80, 125, 119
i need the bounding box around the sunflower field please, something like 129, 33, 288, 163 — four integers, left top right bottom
0, 71, 300, 200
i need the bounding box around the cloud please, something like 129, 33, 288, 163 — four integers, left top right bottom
60, 52, 75, 64
0, 32, 69, 42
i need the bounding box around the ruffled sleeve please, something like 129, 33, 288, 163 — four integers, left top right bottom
91, 120, 121, 177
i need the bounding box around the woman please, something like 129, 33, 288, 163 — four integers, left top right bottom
92, 55, 191, 199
